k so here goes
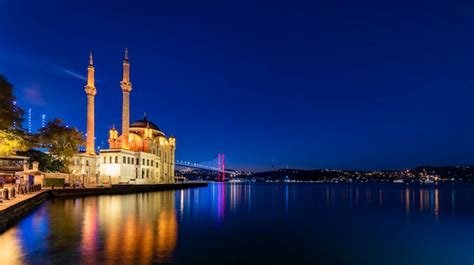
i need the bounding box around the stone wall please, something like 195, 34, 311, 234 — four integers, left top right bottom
50, 182, 208, 197
0, 191, 48, 234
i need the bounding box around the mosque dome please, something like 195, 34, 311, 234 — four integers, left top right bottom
130, 116, 161, 131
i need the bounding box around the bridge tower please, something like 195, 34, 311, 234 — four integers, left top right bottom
217, 153, 225, 182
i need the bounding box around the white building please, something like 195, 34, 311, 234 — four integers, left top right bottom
71, 49, 176, 185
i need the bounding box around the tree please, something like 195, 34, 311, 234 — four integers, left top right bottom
0, 130, 29, 156
0, 75, 29, 156
0, 75, 24, 130
17, 149, 65, 172
35, 119, 84, 172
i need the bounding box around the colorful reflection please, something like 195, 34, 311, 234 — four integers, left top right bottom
3, 184, 474, 265
217, 183, 226, 222
0, 228, 26, 265
97, 192, 178, 264
80, 199, 98, 265
0, 191, 178, 265
177, 183, 454, 223
322, 184, 449, 219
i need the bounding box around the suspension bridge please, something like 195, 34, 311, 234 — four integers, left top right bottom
176, 153, 230, 181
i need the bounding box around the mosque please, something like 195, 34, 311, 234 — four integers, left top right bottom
70, 49, 176, 184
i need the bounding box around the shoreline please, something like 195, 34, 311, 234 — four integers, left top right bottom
218, 181, 474, 185
0, 182, 208, 234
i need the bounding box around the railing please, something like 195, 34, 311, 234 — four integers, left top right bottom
0, 184, 42, 202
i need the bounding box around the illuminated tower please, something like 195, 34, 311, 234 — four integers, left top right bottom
41, 114, 46, 128
28, 108, 32, 133
108, 124, 118, 144
169, 136, 176, 181
218, 153, 225, 181
120, 48, 132, 149
84, 52, 97, 155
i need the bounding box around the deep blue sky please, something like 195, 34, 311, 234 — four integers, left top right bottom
0, 0, 473, 170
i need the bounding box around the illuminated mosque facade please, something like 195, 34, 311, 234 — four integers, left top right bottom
71, 49, 176, 184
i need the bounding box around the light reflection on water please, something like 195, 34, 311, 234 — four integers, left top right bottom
2, 183, 474, 265
1, 192, 177, 265
316, 184, 456, 219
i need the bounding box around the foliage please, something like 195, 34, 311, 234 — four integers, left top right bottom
34, 119, 84, 171
0, 75, 24, 130
0, 74, 30, 156
0, 129, 29, 156
17, 149, 67, 172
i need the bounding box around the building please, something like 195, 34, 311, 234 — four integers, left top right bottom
0, 155, 28, 183
70, 153, 99, 183
71, 49, 176, 185
101, 117, 176, 184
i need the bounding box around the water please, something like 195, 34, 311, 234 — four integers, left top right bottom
2, 183, 474, 265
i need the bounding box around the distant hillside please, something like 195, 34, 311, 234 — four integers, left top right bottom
239, 166, 474, 182
177, 166, 474, 182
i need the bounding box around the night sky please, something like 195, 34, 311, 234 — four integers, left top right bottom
0, 0, 473, 170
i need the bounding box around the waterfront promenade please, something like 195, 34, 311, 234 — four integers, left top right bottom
0, 189, 46, 212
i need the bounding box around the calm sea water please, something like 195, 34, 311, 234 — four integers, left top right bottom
1, 183, 474, 265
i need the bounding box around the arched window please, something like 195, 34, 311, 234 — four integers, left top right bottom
109, 157, 112, 163
103, 156, 106, 163
115, 156, 118, 163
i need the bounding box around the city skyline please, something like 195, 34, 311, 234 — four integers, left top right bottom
0, 0, 473, 170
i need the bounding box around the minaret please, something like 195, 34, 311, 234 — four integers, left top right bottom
120, 48, 132, 149
84, 52, 97, 155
